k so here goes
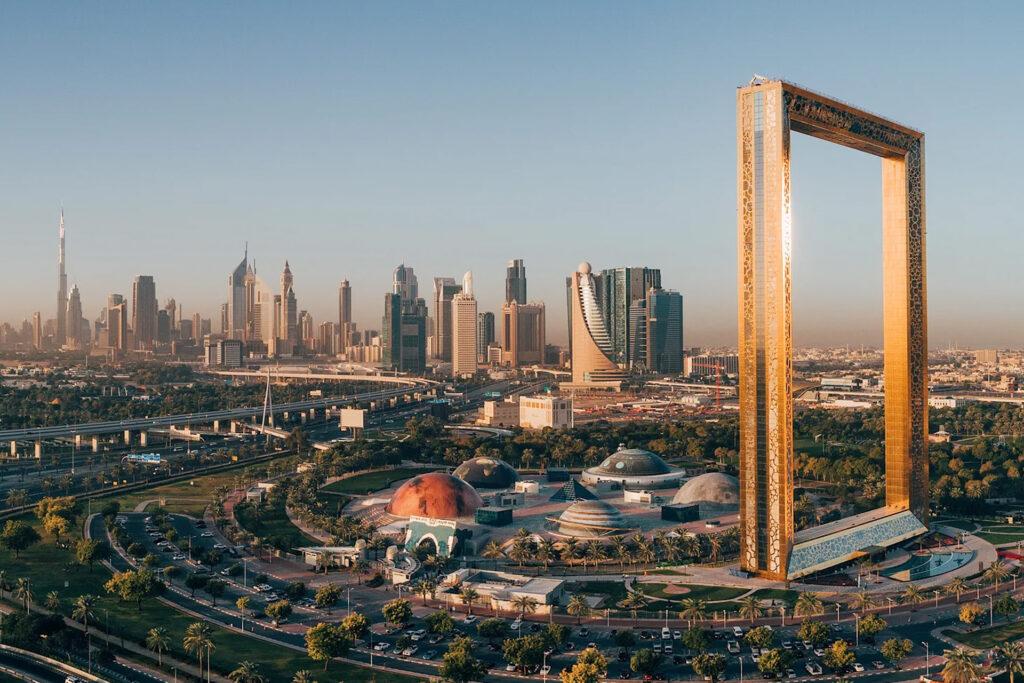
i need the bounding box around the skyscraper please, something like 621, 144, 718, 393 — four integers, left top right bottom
65, 284, 83, 349
106, 294, 127, 353
477, 311, 495, 361
501, 301, 546, 367
227, 247, 248, 339
338, 279, 352, 348
505, 258, 527, 304
451, 272, 478, 377
131, 276, 157, 349
567, 262, 627, 387
598, 266, 661, 366
31, 312, 42, 350
192, 312, 202, 342
645, 289, 683, 373
381, 292, 426, 372
392, 264, 418, 302
56, 209, 68, 347
432, 277, 462, 361
277, 261, 299, 354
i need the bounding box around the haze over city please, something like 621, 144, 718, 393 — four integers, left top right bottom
4, 2, 1024, 347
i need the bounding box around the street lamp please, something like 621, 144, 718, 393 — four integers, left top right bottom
887, 597, 895, 615
347, 586, 352, 616
780, 606, 786, 627
835, 603, 840, 624
854, 614, 860, 648
922, 641, 930, 677
543, 651, 548, 683
988, 594, 994, 627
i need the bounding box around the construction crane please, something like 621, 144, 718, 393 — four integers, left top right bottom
689, 360, 726, 410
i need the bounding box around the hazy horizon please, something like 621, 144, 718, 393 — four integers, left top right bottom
3, 2, 1024, 347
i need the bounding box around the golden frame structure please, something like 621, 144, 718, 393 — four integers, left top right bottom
736, 79, 927, 580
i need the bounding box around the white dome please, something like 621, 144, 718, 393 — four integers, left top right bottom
671, 473, 740, 518
578, 261, 592, 274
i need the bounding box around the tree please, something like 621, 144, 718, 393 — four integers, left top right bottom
985, 559, 1012, 589
681, 627, 709, 653
439, 635, 488, 683
340, 612, 369, 641
901, 585, 925, 608
5, 489, 29, 509
459, 586, 481, 615
415, 578, 437, 603
850, 591, 876, 614
236, 595, 251, 612
204, 579, 227, 605
185, 573, 209, 598
104, 568, 161, 611
942, 648, 980, 683
512, 594, 539, 618
146, 627, 170, 666
481, 540, 505, 568
880, 638, 912, 669
822, 640, 856, 673
291, 671, 317, 683
745, 625, 776, 649
43, 590, 61, 612
996, 595, 1020, 622
738, 595, 763, 623
503, 634, 545, 673
0, 520, 40, 558
163, 564, 181, 585
680, 598, 708, 626
42, 514, 70, 543
959, 601, 984, 626
947, 577, 969, 602
797, 620, 831, 646
544, 622, 569, 648
758, 648, 785, 676
630, 648, 663, 677
476, 617, 511, 642
382, 598, 413, 627
304, 622, 352, 671
421, 610, 453, 637
993, 641, 1024, 683
620, 590, 648, 625
72, 594, 96, 633
14, 578, 33, 613
183, 622, 215, 679
265, 599, 293, 625
560, 647, 607, 683
314, 583, 341, 612
567, 593, 592, 625
794, 592, 824, 617
75, 539, 108, 572
614, 629, 636, 653
858, 613, 887, 639
229, 660, 266, 683
692, 653, 727, 683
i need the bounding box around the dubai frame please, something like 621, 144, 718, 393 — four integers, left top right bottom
736, 78, 928, 580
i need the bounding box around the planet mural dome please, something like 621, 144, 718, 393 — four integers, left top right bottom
386, 472, 483, 520
453, 457, 519, 489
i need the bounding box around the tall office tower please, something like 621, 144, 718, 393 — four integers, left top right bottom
501, 301, 546, 367
220, 303, 229, 334
131, 275, 158, 349
32, 312, 42, 350
192, 312, 202, 342
157, 310, 171, 343
65, 285, 83, 349
568, 262, 628, 387
392, 264, 418, 302
477, 311, 495, 361
338, 279, 352, 348
381, 292, 427, 372
106, 295, 128, 353
645, 289, 683, 373
299, 310, 314, 349
164, 299, 178, 336
432, 277, 462, 360
451, 272, 478, 377
227, 247, 248, 339
243, 263, 258, 341
56, 209, 68, 347
505, 259, 527, 304
598, 266, 661, 366
628, 298, 648, 370
318, 321, 337, 355
279, 261, 299, 348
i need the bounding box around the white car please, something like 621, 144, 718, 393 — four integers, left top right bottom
852, 663, 865, 672
464, 614, 477, 624
540, 666, 551, 675
733, 626, 744, 638
727, 641, 740, 654
373, 642, 390, 652
401, 645, 418, 657
662, 627, 672, 640
805, 663, 822, 676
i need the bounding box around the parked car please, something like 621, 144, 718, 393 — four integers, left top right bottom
805, 662, 822, 676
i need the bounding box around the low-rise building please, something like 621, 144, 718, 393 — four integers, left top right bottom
442, 568, 564, 614
519, 395, 573, 430
478, 398, 521, 427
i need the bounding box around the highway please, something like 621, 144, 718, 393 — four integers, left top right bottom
0, 384, 423, 442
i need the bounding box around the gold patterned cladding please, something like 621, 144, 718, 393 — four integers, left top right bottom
737, 80, 927, 580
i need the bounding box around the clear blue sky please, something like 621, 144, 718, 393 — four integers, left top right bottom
2, 1, 1021, 347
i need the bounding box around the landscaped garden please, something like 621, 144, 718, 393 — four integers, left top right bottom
319, 466, 439, 496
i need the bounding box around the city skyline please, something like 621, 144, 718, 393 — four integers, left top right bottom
4, 3, 1024, 346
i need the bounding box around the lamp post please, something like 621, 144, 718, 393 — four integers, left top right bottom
922, 641, 930, 677
835, 603, 840, 624
739, 653, 744, 683
780, 606, 786, 627
854, 614, 860, 648
988, 594, 994, 627
887, 597, 894, 615
347, 586, 352, 616
543, 651, 548, 683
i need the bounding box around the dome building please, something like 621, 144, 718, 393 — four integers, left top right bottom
671, 472, 740, 518
581, 445, 685, 489
453, 457, 519, 489
554, 499, 629, 538
386, 472, 483, 520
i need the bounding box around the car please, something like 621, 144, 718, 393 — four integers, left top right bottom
428, 634, 444, 645
220, 568, 232, 575
463, 614, 477, 624
619, 673, 632, 680
662, 627, 672, 640
786, 668, 797, 679
653, 643, 662, 654
805, 663, 822, 676
423, 650, 437, 660
173, 554, 186, 560
673, 630, 682, 640
255, 584, 273, 592
65, 677, 86, 683
564, 642, 575, 651
195, 521, 207, 528
579, 628, 590, 638
733, 626, 745, 638
401, 645, 418, 657
373, 642, 390, 652
664, 644, 673, 655
813, 648, 825, 657
673, 655, 684, 665
852, 663, 865, 672
213, 543, 227, 550
506, 664, 516, 672
201, 532, 214, 538
782, 640, 793, 650
761, 673, 774, 680
587, 642, 597, 649
751, 646, 761, 656
541, 666, 551, 675
872, 661, 886, 670
752, 654, 760, 663
727, 641, 740, 654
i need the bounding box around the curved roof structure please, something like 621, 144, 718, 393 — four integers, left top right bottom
386, 472, 483, 520
671, 472, 740, 507
591, 446, 672, 476
453, 457, 519, 489
556, 499, 627, 538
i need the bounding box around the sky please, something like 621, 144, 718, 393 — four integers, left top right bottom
2, 1, 1022, 348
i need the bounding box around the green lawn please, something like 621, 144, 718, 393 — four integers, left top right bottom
639, 583, 749, 603
977, 531, 1024, 544
945, 620, 1024, 649
749, 588, 801, 606
567, 581, 631, 605
234, 498, 320, 551
320, 466, 437, 496
936, 519, 977, 532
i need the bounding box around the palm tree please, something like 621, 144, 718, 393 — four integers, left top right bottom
994, 642, 1024, 683
609, 537, 628, 567
511, 595, 539, 619
291, 671, 317, 683
901, 585, 925, 608
44, 590, 62, 612
537, 539, 558, 569
942, 648, 980, 683
415, 578, 436, 604
561, 538, 579, 566
583, 540, 606, 569
985, 559, 1012, 589
482, 540, 505, 568
14, 578, 32, 613
793, 592, 824, 617
738, 596, 763, 624
72, 595, 96, 633
459, 586, 480, 615
229, 660, 266, 683
146, 627, 170, 666
707, 535, 722, 563
508, 538, 531, 567
634, 537, 656, 566
0, 570, 8, 599
680, 598, 708, 627
947, 577, 969, 603
183, 621, 215, 681
621, 590, 649, 625
567, 593, 591, 625
850, 591, 875, 614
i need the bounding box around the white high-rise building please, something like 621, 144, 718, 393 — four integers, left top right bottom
451, 271, 478, 377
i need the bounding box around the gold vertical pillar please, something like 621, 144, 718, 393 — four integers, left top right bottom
737, 82, 794, 580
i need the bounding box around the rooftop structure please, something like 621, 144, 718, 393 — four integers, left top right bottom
453, 457, 519, 490
581, 444, 685, 489
554, 499, 629, 538
386, 472, 483, 520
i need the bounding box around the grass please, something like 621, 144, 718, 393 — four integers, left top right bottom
639, 583, 749, 603
568, 581, 630, 605
320, 466, 437, 496
234, 498, 320, 551
936, 519, 978, 532
748, 588, 801, 606
945, 620, 1024, 649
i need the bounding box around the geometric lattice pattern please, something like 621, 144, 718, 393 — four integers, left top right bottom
736, 78, 928, 580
